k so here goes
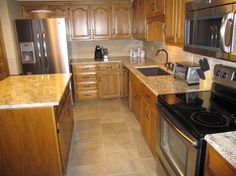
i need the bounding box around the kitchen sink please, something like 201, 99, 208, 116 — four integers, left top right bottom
136, 66, 170, 76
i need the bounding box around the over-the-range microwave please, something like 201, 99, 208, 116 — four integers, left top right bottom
184, 0, 236, 62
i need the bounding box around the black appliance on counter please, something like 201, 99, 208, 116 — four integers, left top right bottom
156, 64, 236, 176
94, 45, 103, 60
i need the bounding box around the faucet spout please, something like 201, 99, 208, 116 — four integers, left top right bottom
156, 49, 168, 64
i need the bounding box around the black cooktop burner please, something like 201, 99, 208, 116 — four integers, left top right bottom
191, 111, 230, 128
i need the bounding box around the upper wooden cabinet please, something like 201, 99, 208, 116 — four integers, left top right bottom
48, 5, 68, 18
20, 2, 132, 41
69, 5, 91, 40
132, 0, 164, 42
165, 0, 186, 46
146, 0, 165, 18
0, 21, 9, 81
112, 3, 132, 38
91, 4, 111, 39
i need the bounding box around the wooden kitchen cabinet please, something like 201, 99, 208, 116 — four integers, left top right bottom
73, 64, 98, 101
0, 86, 74, 176
121, 66, 129, 97
21, 4, 49, 18
141, 83, 157, 157
0, 21, 9, 81
146, 21, 164, 42
98, 63, 121, 98
130, 71, 142, 123
146, 0, 165, 18
69, 5, 91, 40
136, 0, 146, 40
165, 0, 186, 46
204, 144, 236, 176
112, 3, 132, 38
48, 5, 68, 18
91, 4, 112, 39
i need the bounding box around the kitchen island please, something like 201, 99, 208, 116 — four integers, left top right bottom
0, 74, 74, 176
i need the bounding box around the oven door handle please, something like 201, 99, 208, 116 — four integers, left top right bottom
157, 102, 199, 148
220, 12, 234, 53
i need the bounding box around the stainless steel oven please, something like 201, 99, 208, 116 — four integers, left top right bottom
184, 1, 236, 62
156, 102, 205, 176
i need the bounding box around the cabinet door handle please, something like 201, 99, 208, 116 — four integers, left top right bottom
65, 108, 70, 117
88, 28, 91, 35
84, 94, 91, 97
83, 68, 89, 70
84, 85, 90, 88
113, 28, 115, 35
83, 76, 89, 79
146, 95, 151, 100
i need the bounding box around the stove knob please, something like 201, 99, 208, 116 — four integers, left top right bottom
214, 70, 221, 76
220, 72, 227, 79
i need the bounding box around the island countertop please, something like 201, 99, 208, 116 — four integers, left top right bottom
0, 73, 72, 109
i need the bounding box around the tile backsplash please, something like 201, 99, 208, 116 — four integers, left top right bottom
69, 39, 143, 59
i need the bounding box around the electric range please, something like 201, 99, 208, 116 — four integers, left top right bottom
156, 64, 236, 176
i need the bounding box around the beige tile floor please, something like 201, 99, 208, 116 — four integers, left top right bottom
67, 98, 158, 176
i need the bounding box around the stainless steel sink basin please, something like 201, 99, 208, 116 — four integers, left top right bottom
136, 66, 170, 76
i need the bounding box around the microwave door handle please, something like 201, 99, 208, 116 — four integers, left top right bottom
210, 26, 214, 47
220, 13, 234, 53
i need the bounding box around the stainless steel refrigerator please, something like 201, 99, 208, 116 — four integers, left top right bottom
15, 18, 70, 74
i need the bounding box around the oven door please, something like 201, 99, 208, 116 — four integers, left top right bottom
156, 102, 201, 176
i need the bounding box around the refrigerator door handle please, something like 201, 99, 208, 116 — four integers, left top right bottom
36, 32, 42, 58
42, 31, 49, 72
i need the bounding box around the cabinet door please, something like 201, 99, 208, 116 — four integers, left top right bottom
146, 0, 165, 18
98, 71, 121, 98
21, 4, 49, 18
0, 21, 9, 81
57, 91, 74, 173
141, 100, 151, 145
175, 0, 185, 46
146, 21, 164, 41
165, 0, 176, 44
132, 0, 138, 38
48, 5, 68, 18
91, 4, 111, 39
150, 107, 157, 158
137, 0, 146, 39
112, 3, 132, 38
121, 67, 129, 97
69, 5, 91, 40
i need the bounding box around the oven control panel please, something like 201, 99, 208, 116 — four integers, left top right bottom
213, 64, 236, 87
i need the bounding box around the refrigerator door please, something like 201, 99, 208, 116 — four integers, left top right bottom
15, 19, 46, 74
41, 18, 70, 74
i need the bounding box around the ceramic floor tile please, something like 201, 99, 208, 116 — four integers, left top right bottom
101, 122, 129, 136
67, 163, 106, 176
74, 103, 100, 115
100, 111, 125, 123
70, 144, 104, 166
73, 129, 102, 145
108, 172, 147, 176
142, 158, 158, 176
123, 113, 139, 127
75, 119, 101, 132
103, 134, 136, 153
105, 150, 145, 175
74, 111, 100, 121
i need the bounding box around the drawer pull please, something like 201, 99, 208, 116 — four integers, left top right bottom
84, 85, 90, 87
106, 66, 113, 69
82, 68, 89, 70
146, 95, 151, 99
83, 76, 89, 79
84, 94, 91, 96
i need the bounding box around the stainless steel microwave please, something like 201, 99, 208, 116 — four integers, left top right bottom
184, 0, 236, 62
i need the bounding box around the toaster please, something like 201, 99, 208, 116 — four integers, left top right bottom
173, 62, 200, 85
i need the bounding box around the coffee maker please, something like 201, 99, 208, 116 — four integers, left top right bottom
94, 45, 103, 60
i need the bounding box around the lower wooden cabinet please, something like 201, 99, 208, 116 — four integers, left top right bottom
204, 144, 236, 176
0, 86, 74, 176
130, 71, 142, 123
73, 63, 125, 101
98, 71, 121, 98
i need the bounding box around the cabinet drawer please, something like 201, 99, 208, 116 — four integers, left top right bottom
77, 90, 98, 100
98, 63, 120, 71
73, 65, 96, 73
76, 82, 97, 91
141, 84, 157, 107
74, 73, 97, 82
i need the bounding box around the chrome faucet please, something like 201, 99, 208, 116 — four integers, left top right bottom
156, 49, 173, 70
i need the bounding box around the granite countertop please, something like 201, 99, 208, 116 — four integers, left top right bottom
71, 56, 212, 95
205, 132, 236, 168
0, 73, 72, 109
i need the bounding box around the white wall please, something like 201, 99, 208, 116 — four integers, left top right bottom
0, 0, 21, 75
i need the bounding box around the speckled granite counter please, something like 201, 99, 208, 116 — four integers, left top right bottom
205, 132, 236, 168
71, 56, 212, 95
0, 73, 71, 109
